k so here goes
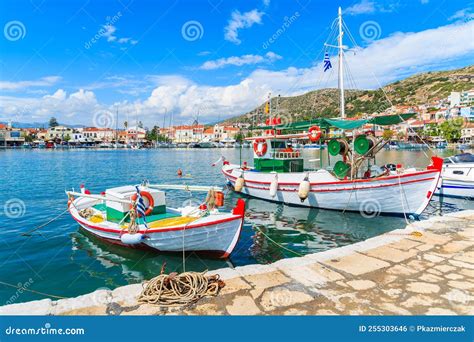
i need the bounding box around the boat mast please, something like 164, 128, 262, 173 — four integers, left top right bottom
338, 6, 345, 119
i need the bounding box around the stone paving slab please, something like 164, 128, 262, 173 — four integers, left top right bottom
1, 210, 473, 316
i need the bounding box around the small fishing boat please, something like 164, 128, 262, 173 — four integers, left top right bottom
435, 153, 474, 199
219, 8, 443, 218
66, 183, 245, 258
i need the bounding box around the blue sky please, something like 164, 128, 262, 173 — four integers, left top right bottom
0, 0, 473, 127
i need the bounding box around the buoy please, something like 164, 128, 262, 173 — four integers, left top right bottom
177, 168, 183, 176
298, 174, 310, 202
214, 191, 224, 207
234, 175, 245, 192
269, 173, 278, 198
120, 233, 144, 245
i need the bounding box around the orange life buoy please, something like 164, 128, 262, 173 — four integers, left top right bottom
308, 126, 321, 142
130, 191, 154, 217
253, 138, 268, 157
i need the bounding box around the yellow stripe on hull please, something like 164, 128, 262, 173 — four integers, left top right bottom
147, 216, 198, 228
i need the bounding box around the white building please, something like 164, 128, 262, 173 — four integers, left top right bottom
449, 90, 474, 107
82, 127, 115, 142
46, 126, 74, 141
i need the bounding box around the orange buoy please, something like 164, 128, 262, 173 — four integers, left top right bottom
214, 191, 224, 207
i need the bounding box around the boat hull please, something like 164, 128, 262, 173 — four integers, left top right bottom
222, 163, 441, 217
435, 162, 474, 199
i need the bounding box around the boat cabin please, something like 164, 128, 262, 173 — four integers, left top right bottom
252, 138, 304, 173
104, 185, 166, 222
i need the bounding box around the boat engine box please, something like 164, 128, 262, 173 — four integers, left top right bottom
105, 185, 166, 222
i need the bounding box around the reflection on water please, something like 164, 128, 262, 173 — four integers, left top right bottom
0, 147, 472, 303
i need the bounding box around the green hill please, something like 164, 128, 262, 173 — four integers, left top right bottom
224, 65, 474, 124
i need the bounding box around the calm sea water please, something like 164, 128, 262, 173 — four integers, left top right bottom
0, 147, 472, 304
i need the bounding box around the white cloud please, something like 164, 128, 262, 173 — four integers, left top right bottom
0, 76, 61, 91
448, 7, 474, 21
200, 52, 282, 70
344, 0, 376, 16
344, 0, 398, 16
1, 21, 473, 125
263, 0, 270, 7
101, 25, 137, 45
102, 25, 117, 42
224, 9, 265, 44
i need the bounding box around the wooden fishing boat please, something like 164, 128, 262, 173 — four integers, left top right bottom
66, 184, 245, 258
219, 8, 443, 218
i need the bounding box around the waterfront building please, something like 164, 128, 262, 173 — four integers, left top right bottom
82, 127, 115, 142
46, 125, 74, 141
0, 124, 25, 147
461, 122, 474, 144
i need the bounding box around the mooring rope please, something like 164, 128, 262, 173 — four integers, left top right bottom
21, 208, 70, 236
138, 271, 224, 307
254, 226, 304, 257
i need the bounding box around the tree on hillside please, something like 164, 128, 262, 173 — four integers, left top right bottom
422, 123, 440, 138
439, 118, 463, 142
234, 132, 244, 143
49, 117, 58, 127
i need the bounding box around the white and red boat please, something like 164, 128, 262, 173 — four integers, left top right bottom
220, 7, 443, 218
222, 151, 442, 218
66, 184, 245, 258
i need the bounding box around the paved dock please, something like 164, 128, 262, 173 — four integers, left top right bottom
1, 210, 473, 315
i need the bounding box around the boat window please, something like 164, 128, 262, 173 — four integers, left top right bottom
270, 141, 286, 149
453, 171, 464, 175
444, 153, 474, 164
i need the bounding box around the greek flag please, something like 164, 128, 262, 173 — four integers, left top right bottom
135, 186, 148, 229
323, 53, 332, 72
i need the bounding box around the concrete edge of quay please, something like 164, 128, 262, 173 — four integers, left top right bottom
1, 209, 473, 316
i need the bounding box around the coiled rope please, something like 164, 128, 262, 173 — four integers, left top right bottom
138, 270, 225, 307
